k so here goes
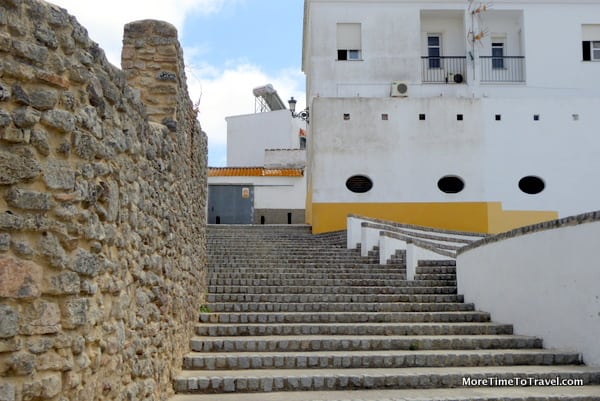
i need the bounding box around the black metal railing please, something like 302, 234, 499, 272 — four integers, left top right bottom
421, 56, 467, 83
480, 56, 525, 82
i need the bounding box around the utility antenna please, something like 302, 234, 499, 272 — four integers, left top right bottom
467, 0, 493, 47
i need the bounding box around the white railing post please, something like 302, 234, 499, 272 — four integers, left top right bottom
347, 216, 361, 249
406, 240, 416, 281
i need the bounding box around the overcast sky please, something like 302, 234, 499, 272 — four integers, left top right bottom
49, 0, 306, 166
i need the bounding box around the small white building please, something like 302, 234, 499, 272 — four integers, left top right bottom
302, 0, 600, 234
208, 85, 307, 225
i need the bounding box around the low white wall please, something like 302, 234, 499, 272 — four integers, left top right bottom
457, 215, 600, 366
264, 149, 306, 169
347, 216, 366, 249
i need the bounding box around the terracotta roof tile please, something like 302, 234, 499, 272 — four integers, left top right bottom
208, 167, 304, 177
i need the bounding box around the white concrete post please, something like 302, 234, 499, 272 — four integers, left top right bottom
347, 216, 362, 249
406, 240, 416, 281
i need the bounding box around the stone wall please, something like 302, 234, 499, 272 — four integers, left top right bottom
0, 1, 207, 401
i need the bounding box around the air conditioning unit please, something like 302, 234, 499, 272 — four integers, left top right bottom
391, 81, 409, 97
447, 73, 464, 84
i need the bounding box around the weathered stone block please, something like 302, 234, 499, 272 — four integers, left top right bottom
0, 337, 21, 353
9, 352, 36, 375
61, 298, 89, 328
43, 160, 75, 190
0, 233, 9, 252
156, 71, 177, 82
5, 188, 51, 210
0, 212, 24, 231
0, 128, 30, 143
0, 147, 41, 184
73, 132, 97, 160
30, 129, 50, 156
0, 256, 42, 299
43, 271, 79, 295
29, 89, 58, 111
0, 31, 10, 53
26, 337, 53, 354
37, 351, 73, 372
12, 107, 41, 128
38, 233, 69, 269
42, 374, 62, 398
132, 358, 154, 378
0, 305, 19, 338
41, 109, 75, 133
11, 240, 34, 259
36, 70, 70, 89
71, 249, 103, 277
20, 300, 61, 335
0, 109, 11, 126
12, 40, 48, 65
0, 382, 15, 401
10, 85, 29, 105
34, 27, 59, 49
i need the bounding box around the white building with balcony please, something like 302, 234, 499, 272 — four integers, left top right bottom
302, 0, 600, 234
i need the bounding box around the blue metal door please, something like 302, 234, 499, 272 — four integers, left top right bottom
208, 185, 254, 224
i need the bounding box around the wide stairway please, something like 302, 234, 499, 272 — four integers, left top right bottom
172, 225, 600, 400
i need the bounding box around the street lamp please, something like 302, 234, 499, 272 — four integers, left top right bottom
288, 97, 309, 123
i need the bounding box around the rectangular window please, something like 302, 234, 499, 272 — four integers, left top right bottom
427, 34, 441, 68
593, 41, 600, 60
492, 41, 505, 69
582, 24, 600, 61
337, 23, 362, 60
581, 41, 600, 61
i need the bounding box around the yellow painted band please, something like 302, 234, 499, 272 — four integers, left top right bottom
310, 202, 558, 234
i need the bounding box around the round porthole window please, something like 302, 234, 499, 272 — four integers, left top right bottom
437, 176, 465, 194
346, 175, 373, 193
519, 176, 545, 194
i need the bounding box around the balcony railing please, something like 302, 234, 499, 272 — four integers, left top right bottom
421, 56, 467, 83
480, 56, 525, 83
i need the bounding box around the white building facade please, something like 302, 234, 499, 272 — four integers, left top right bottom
302, 0, 600, 234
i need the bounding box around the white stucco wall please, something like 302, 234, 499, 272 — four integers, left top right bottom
307, 95, 600, 218
264, 149, 306, 169
457, 217, 600, 366
226, 110, 305, 166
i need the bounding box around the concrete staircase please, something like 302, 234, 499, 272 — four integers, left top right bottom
172, 225, 600, 400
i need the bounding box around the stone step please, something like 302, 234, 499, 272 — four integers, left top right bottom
207, 279, 456, 287
414, 274, 456, 281
207, 272, 410, 280
207, 294, 466, 304
207, 260, 382, 267
206, 267, 405, 274
182, 349, 582, 371
207, 302, 474, 313
198, 311, 489, 324
189, 334, 542, 353
195, 322, 514, 337
174, 365, 600, 393
415, 266, 457, 274
170, 385, 600, 401
208, 286, 458, 295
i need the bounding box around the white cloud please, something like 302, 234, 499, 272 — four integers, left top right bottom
186, 62, 305, 166
49, 0, 235, 65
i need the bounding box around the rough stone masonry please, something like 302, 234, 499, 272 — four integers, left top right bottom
0, 0, 208, 400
